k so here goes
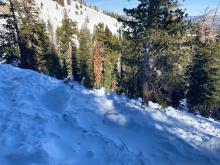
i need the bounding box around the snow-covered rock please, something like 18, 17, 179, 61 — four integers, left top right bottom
0, 64, 220, 165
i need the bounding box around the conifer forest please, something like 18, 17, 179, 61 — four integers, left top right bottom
1, 1, 220, 165
1, 0, 220, 120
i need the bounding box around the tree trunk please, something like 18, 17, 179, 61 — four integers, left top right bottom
68, 41, 73, 76
142, 43, 150, 106
93, 42, 102, 88
8, 0, 21, 61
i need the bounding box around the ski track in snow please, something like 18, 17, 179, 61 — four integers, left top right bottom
0, 64, 220, 165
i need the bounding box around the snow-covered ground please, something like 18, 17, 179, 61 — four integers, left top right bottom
0, 64, 220, 165
35, 0, 120, 34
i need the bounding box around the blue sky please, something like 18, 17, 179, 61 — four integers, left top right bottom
85, 0, 220, 16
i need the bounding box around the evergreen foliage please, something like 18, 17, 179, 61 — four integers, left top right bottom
187, 38, 220, 117
67, 0, 71, 6
15, 0, 47, 70
56, 10, 77, 78
53, 0, 64, 6
186, 12, 220, 119
75, 4, 79, 10
93, 23, 121, 91
77, 24, 94, 88
1, 0, 220, 120
121, 0, 187, 106
0, 0, 19, 64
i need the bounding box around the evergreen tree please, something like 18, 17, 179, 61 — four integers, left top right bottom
187, 41, 220, 117
56, 9, 77, 78
118, 33, 143, 98
93, 23, 121, 91
77, 24, 94, 88
38, 21, 64, 78
15, 0, 46, 70
0, 0, 63, 78
104, 50, 119, 91
67, 0, 71, 5
122, 0, 186, 106
187, 17, 220, 117
0, 0, 20, 64
103, 30, 120, 92
53, 0, 64, 6
151, 30, 189, 107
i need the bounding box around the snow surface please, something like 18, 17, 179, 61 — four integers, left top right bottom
35, 0, 120, 34
0, 64, 220, 165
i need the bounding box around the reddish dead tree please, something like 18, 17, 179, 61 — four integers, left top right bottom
93, 42, 102, 88
111, 80, 118, 92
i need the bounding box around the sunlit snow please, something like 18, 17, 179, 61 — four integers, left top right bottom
0, 64, 220, 165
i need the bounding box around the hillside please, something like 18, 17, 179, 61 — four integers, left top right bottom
0, 64, 220, 165
188, 13, 220, 31
35, 0, 120, 34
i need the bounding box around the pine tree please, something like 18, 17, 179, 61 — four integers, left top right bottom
151, 30, 190, 107
36, 20, 63, 77
122, 0, 186, 106
0, 0, 21, 64
187, 14, 220, 117
187, 11, 220, 118
93, 23, 121, 91
77, 23, 94, 88
187, 41, 220, 117
119, 33, 143, 98
56, 9, 77, 78
70, 42, 79, 81
104, 50, 119, 92
39, 19, 62, 79
12, 0, 62, 77
14, 0, 44, 70
67, 0, 71, 5
53, 0, 64, 6
0, 0, 63, 78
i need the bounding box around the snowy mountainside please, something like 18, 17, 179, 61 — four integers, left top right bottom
35, 0, 120, 34
0, 64, 220, 165
188, 13, 220, 31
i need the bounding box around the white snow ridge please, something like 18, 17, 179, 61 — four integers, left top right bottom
0, 64, 220, 165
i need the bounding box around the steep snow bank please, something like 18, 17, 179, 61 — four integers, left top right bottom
0, 64, 220, 165
35, 0, 120, 34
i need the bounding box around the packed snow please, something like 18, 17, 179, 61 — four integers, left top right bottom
0, 64, 220, 165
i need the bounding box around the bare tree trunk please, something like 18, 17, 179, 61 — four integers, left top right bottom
68, 41, 73, 73
199, 1, 220, 43
93, 42, 102, 88
210, 0, 220, 33
8, 0, 21, 60
142, 43, 150, 107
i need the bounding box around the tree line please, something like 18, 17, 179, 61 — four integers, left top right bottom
0, 0, 220, 120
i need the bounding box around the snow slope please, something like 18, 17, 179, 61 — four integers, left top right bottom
0, 64, 220, 165
35, 0, 120, 34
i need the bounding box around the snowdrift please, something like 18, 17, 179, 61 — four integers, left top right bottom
0, 64, 220, 165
